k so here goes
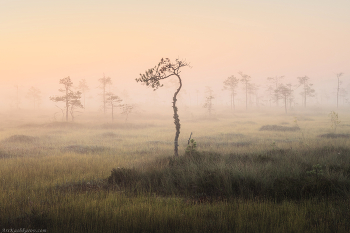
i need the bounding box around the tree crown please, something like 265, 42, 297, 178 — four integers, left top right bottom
136, 58, 190, 90
223, 75, 239, 91
238, 72, 251, 83
58, 77, 73, 92
99, 76, 112, 87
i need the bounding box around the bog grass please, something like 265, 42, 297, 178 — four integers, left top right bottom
0, 109, 350, 232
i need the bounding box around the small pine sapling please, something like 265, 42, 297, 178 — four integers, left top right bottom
121, 104, 134, 123
185, 139, 197, 156
203, 86, 214, 116
106, 93, 123, 122
306, 164, 325, 181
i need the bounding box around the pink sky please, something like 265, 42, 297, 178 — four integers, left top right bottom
1, 0, 349, 108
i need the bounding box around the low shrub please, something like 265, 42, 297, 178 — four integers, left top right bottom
107, 149, 350, 201
62, 145, 108, 154
259, 125, 300, 132
318, 133, 350, 139
42, 122, 83, 128
100, 132, 119, 138
2, 135, 38, 143
108, 167, 140, 188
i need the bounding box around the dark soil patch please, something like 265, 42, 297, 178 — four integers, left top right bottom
259, 125, 300, 132
221, 133, 245, 139
298, 117, 314, 121
196, 134, 250, 148
48, 130, 68, 135
196, 136, 217, 140
189, 117, 220, 122
17, 123, 41, 128
253, 154, 275, 163
197, 134, 245, 141
147, 141, 172, 145
100, 123, 155, 130
319, 133, 350, 139
215, 142, 251, 147
242, 121, 256, 125
101, 132, 119, 138
62, 145, 108, 154
0, 150, 12, 159
55, 179, 108, 193
2, 135, 38, 143
233, 121, 256, 125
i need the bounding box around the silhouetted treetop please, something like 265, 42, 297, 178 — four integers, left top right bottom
136, 58, 190, 91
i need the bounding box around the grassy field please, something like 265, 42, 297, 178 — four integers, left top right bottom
1, 108, 350, 232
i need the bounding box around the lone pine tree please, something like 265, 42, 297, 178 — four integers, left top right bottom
136, 58, 190, 156
203, 86, 214, 115
275, 84, 292, 114
297, 76, 315, 108
106, 92, 123, 122
50, 76, 83, 122
267, 76, 284, 107
78, 79, 89, 109
223, 75, 239, 111
238, 71, 251, 110
98, 75, 112, 115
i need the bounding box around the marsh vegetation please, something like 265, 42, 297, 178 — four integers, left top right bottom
1, 108, 350, 232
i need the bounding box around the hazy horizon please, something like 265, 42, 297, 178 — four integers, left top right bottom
1, 0, 349, 111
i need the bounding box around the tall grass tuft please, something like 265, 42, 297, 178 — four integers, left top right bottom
108, 147, 350, 202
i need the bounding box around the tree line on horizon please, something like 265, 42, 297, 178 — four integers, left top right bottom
9, 61, 348, 120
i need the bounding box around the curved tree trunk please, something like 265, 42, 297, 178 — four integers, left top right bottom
173, 75, 182, 156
